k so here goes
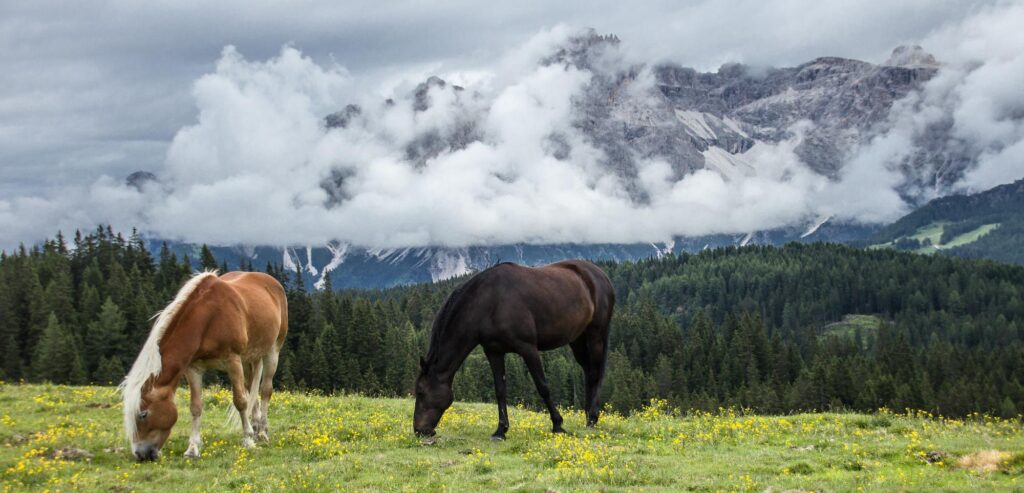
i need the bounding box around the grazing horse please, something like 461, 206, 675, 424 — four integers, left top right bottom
413, 260, 615, 440
120, 271, 288, 461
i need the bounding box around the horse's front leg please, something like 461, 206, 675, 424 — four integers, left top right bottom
227, 355, 256, 448
184, 368, 204, 458
485, 349, 509, 440
520, 348, 565, 434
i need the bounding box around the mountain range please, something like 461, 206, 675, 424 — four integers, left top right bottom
137, 32, 1020, 289
326, 32, 953, 200
153, 177, 1022, 289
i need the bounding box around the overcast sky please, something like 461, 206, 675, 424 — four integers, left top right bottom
1, 0, 1019, 248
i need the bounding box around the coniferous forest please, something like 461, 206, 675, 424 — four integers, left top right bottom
2, 226, 1024, 418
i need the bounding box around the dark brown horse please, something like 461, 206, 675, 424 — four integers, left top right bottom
413, 260, 614, 439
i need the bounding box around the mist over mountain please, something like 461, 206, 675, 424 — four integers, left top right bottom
1, 2, 1022, 284
132, 25, 1021, 244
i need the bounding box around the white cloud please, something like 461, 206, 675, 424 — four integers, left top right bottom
1, 1, 1023, 249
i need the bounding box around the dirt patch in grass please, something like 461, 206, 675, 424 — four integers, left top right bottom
957, 450, 1009, 473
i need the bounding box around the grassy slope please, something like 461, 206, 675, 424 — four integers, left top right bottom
872, 222, 1001, 254
822, 314, 881, 348
2, 384, 1024, 492
944, 224, 1001, 249
909, 222, 948, 246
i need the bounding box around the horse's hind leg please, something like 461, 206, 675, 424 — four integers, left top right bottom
519, 348, 565, 434
256, 351, 280, 442
184, 368, 203, 458
572, 326, 609, 427
247, 361, 264, 439
227, 355, 256, 448
485, 349, 509, 440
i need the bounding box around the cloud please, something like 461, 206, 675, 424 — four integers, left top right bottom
1, 1, 1022, 249
817, 0, 1024, 199
12, 38, 832, 248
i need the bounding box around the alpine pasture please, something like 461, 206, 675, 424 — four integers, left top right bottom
3, 383, 1024, 492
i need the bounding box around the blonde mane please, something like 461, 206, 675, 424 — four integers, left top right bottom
120, 271, 218, 444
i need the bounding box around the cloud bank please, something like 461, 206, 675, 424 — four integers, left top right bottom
1, 1, 1022, 249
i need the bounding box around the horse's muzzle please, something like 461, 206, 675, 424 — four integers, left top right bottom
133, 444, 160, 462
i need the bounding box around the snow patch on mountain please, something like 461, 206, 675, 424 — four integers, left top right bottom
802, 215, 833, 238
701, 147, 755, 181
676, 110, 717, 140
314, 242, 350, 289
282, 248, 298, 273
429, 250, 471, 282
304, 246, 318, 276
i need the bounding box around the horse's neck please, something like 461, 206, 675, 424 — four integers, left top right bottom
152, 319, 204, 389
431, 324, 477, 382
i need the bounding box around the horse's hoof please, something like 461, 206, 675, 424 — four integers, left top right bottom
184, 446, 201, 459
552, 427, 568, 434
257, 431, 269, 442
242, 437, 256, 449
490, 434, 505, 442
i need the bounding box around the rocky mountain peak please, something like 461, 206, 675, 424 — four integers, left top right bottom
541, 28, 621, 70
324, 104, 362, 129
319, 34, 970, 206
885, 45, 940, 69
125, 171, 158, 191
413, 76, 450, 112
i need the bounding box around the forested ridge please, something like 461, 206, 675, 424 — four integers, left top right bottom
2, 227, 1024, 418
866, 177, 1024, 264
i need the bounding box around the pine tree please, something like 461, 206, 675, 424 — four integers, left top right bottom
32, 313, 86, 384
94, 356, 125, 385
42, 260, 76, 328
1, 333, 22, 380
199, 245, 218, 272
156, 242, 183, 296
78, 283, 103, 325
85, 298, 127, 380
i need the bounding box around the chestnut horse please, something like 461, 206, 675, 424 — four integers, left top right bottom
414, 260, 615, 439
120, 271, 288, 461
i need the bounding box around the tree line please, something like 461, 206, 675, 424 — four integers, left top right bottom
2, 227, 1023, 418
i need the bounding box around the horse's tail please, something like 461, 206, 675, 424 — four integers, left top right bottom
226, 360, 264, 429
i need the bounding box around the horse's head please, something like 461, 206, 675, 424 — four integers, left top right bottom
413, 357, 453, 437
128, 382, 177, 461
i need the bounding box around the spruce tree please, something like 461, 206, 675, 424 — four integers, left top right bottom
78, 283, 103, 325
199, 245, 218, 272
94, 356, 125, 385
85, 298, 127, 380
32, 313, 86, 384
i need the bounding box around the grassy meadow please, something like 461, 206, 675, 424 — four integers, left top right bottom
870, 220, 1002, 254
2, 383, 1024, 492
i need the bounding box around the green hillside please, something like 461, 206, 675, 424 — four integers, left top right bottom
867, 178, 1024, 264
6, 232, 1024, 420
3, 384, 1024, 492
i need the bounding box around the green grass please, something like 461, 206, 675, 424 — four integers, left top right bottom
822, 314, 881, 348
871, 222, 1001, 254
908, 222, 948, 246
3, 384, 1024, 491
943, 223, 1001, 249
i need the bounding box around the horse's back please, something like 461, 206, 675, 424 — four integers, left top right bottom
476, 261, 610, 350
217, 272, 288, 354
